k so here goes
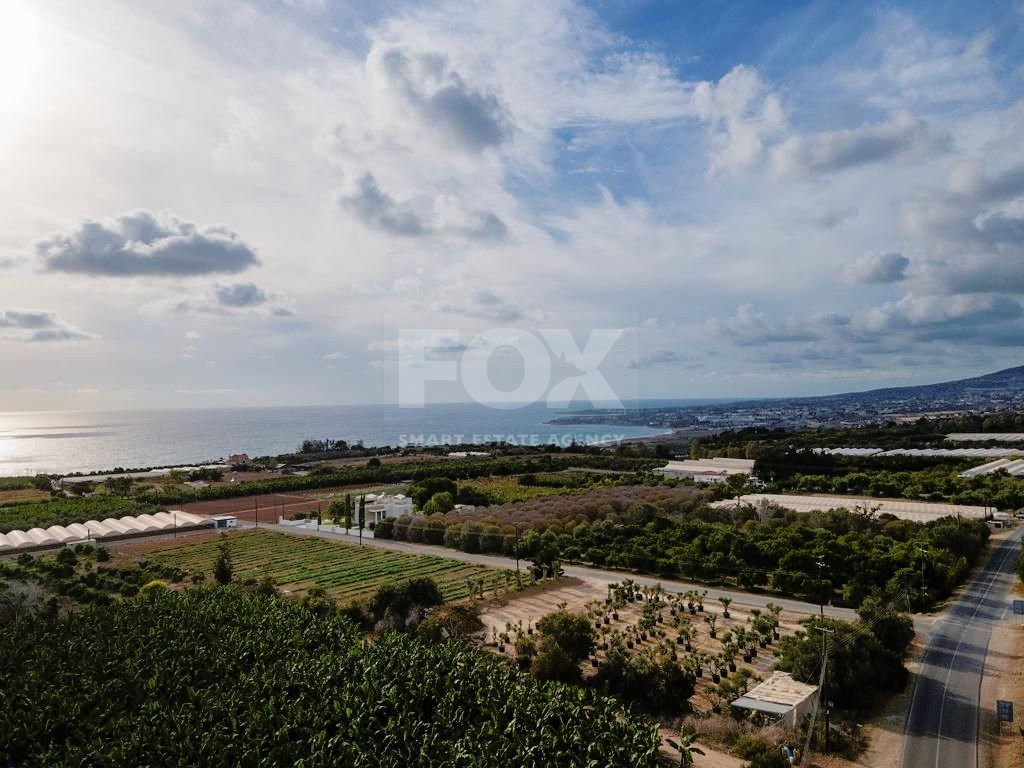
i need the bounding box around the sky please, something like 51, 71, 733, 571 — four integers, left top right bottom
1, 0, 1023, 410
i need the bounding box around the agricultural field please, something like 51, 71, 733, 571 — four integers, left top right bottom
0, 587, 661, 767
140, 530, 506, 603
461, 474, 582, 504
0, 488, 49, 507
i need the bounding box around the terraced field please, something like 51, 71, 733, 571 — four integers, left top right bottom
146, 530, 505, 602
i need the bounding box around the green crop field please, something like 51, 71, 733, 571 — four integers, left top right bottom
146, 530, 505, 602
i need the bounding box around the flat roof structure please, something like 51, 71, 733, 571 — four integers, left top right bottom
947, 433, 1024, 442
732, 672, 818, 729
714, 494, 990, 522
817, 447, 1022, 458
659, 458, 755, 476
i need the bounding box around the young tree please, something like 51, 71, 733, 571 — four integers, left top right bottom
213, 537, 233, 585
536, 609, 596, 662
667, 733, 705, 768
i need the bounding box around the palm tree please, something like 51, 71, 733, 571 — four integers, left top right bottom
719, 595, 733, 618
667, 733, 705, 768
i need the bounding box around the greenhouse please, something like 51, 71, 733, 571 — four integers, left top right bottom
0, 511, 207, 553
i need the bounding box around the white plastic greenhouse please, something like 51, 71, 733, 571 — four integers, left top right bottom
0, 511, 207, 553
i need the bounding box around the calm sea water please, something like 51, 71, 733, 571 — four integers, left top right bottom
0, 401, 725, 476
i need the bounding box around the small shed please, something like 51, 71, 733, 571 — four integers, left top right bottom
210, 515, 238, 529
731, 671, 818, 729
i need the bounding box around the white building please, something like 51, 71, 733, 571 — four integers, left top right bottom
731, 671, 818, 729
364, 493, 412, 524
658, 457, 756, 484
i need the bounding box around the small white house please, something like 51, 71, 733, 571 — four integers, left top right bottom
210, 515, 238, 529
364, 493, 412, 524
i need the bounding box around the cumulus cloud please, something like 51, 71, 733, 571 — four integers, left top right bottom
844, 252, 910, 284
215, 282, 268, 307
770, 112, 947, 178
692, 65, 785, 175
707, 304, 820, 346
858, 293, 1022, 340
0, 310, 90, 342
371, 47, 511, 153
323, 351, 348, 361
35, 209, 259, 277
338, 173, 508, 240
338, 174, 428, 236
143, 283, 291, 318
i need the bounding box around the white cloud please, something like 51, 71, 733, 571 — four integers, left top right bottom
770, 112, 947, 178
692, 65, 785, 175
844, 252, 910, 284
0, 310, 91, 343
35, 209, 260, 277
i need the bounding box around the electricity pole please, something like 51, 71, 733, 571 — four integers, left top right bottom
816, 557, 826, 618
917, 546, 928, 610
817, 625, 834, 753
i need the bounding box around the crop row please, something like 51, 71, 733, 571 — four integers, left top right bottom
146, 531, 503, 603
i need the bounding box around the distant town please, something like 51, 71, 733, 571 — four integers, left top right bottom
549, 364, 1024, 432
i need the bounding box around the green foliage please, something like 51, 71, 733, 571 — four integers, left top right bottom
368, 576, 445, 631
213, 538, 233, 585
775, 615, 908, 712
415, 603, 483, 644
856, 597, 915, 658
734, 737, 790, 768
0, 549, 186, 609
410, 477, 458, 509
0, 496, 151, 534
0, 587, 661, 766
423, 491, 455, 515
595, 646, 695, 715
531, 636, 581, 684
150, 530, 499, 603
536, 609, 596, 663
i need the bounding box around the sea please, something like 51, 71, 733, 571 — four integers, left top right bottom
0, 400, 728, 476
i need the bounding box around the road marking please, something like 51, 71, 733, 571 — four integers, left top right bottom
900, 532, 1022, 768
932, 538, 1019, 768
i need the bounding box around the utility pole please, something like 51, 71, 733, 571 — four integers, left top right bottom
802, 624, 835, 758
917, 546, 928, 611
816, 557, 826, 618
255, 493, 259, 529
513, 522, 522, 575
817, 625, 834, 753
358, 495, 365, 546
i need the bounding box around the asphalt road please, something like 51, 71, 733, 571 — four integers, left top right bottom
269, 521, 858, 620
901, 527, 1023, 768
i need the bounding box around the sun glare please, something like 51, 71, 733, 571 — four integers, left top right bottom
0, 0, 45, 113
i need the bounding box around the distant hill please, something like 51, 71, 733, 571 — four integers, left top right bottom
548, 365, 1024, 430
813, 365, 1024, 407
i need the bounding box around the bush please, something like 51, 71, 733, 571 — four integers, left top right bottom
536, 609, 595, 663
531, 637, 581, 683
735, 737, 790, 768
